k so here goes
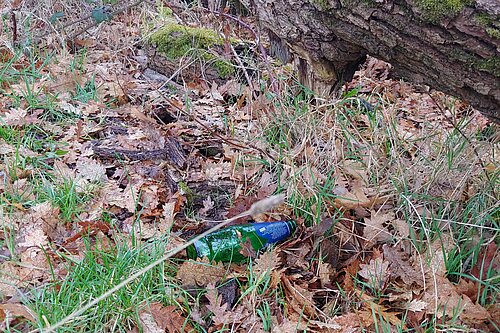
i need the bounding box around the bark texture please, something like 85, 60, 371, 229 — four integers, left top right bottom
244, 0, 500, 122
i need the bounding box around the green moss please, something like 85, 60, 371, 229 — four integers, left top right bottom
485, 27, 500, 39
158, 6, 173, 17
149, 23, 235, 78
473, 12, 500, 38
415, 0, 472, 22
449, 47, 499, 77
211, 59, 235, 78
312, 0, 332, 11
150, 23, 222, 59
474, 12, 493, 26
475, 56, 500, 77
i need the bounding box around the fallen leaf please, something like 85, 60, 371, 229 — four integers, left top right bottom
325, 313, 367, 332
75, 157, 107, 182
426, 233, 455, 277
253, 249, 280, 278
205, 283, 250, 327
383, 244, 424, 287
139, 310, 164, 333
198, 196, 214, 217
205, 283, 231, 326
407, 299, 427, 312
341, 159, 369, 184
281, 274, 318, 318
333, 180, 371, 209
204, 161, 232, 183
272, 317, 306, 333
363, 210, 393, 246
152, 303, 192, 333
239, 237, 258, 259
358, 291, 404, 328
0, 303, 36, 322
317, 261, 334, 287
343, 259, 361, 292
391, 219, 410, 239
471, 243, 498, 281
161, 201, 176, 232
422, 275, 490, 324
358, 257, 390, 291
176, 258, 226, 287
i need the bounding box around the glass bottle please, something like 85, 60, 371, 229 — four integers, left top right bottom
186, 221, 296, 262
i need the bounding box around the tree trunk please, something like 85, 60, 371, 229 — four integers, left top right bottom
244, 0, 499, 122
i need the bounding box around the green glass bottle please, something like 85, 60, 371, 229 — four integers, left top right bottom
186, 221, 296, 262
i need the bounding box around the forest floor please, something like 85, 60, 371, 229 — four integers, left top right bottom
0, 1, 498, 332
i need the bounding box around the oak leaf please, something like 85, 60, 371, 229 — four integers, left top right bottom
176, 258, 226, 287
358, 257, 390, 291
139, 302, 193, 333
383, 244, 424, 287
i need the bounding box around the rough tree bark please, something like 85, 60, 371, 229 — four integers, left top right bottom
243, 0, 499, 122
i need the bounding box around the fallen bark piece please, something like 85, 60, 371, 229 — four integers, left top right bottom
94, 138, 186, 168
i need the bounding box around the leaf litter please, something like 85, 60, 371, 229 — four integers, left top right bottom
0, 1, 498, 332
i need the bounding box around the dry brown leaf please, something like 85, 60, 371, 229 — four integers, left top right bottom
382, 244, 424, 287
422, 275, 490, 324
0, 303, 35, 322
363, 210, 393, 246
139, 311, 164, 333
326, 313, 367, 332
204, 161, 232, 183
456, 278, 479, 302
358, 291, 404, 328
390, 219, 410, 239
176, 258, 226, 287
140, 184, 160, 211
197, 196, 214, 217
285, 242, 311, 270
253, 249, 280, 278
239, 237, 259, 259
309, 319, 342, 331
139, 303, 193, 333
160, 201, 176, 232
0, 108, 40, 126
272, 317, 306, 333
281, 274, 318, 318
358, 257, 390, 291
205, 283, 250, 327
154, 303, 192, 333
75, 157, 107, 182
0, 263, 23, 298
101, 179, 144, 212
343, 259, 360, 292
318, 261, 334, 287
426, 233, 455, 277
341, 159, 369, 184
407, 299, 427, 312
333, 180, 371, 209
205, 286, 231, 326
0, 260, 49, 298
471, 242, 498, 281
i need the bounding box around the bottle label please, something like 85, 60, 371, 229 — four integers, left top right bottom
254, 222, 292, 243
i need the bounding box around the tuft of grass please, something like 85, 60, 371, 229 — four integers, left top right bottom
28, 238, 188, 332
35, 175, 92, 222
